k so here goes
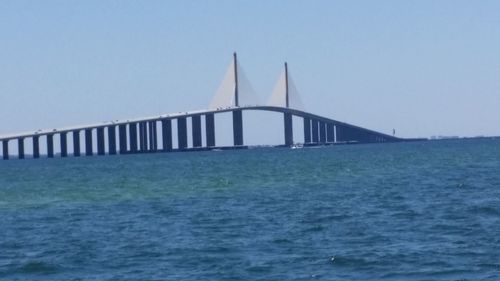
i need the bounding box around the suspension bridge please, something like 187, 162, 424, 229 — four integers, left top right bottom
0, 53, 422, 160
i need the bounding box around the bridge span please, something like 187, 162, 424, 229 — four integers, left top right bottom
0, 105, 410, 160
0, 53, 422, 160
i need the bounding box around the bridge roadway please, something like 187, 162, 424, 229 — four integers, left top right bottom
0, 106, 407, 160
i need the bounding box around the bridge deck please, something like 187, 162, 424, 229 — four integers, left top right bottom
0, 106, 399, 141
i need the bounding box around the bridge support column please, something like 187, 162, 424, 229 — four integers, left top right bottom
108, 126, 117, 155
97, 127, 105, 155
148, 121, 156, 152
205, 113, 215, 147
139, 122, 147, 152
177, 117, 187, 150
149, 120, 158, 151
284, 112, 293, 146
119, 124, 127, 154
18, 138, 24, 159
355, 129, 369, 143
319, 122, 326, 143
2, 140, 8, 160
33, 136, 40, 159
233, 110, 243, 146
73, 130, 80, 157
327, 123, 335, 143
312, 120, 319, 143
129, 123, 138, 153
336, 125, 351, 142
355, 131, 365, 143
60, 133, 67, 157
192, 115, 202, 148
161, 119, 172, 151
47, 134, 54, 158
362, 132, 373, 143
336, 125, 343, 142
304, 117, 311, 143
153, 121, 158, 150
85, 129, 93, 156
138, 122, 144, 152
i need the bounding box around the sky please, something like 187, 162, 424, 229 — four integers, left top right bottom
1, 0, 499, 145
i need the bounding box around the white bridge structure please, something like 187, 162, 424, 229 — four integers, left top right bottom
0, 53, 414, 160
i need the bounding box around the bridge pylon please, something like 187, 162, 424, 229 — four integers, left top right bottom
267, 62, 304, 111
209, 53, 260, 146
209, 53, 259, 109
0, 54, 410, 161
267, 62, 306, 146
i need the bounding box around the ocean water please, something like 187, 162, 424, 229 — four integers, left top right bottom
0, 139, 499, 281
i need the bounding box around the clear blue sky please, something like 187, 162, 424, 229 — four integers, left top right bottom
1, 0, 499, 143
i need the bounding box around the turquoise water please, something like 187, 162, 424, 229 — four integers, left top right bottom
1, 139, 499, 280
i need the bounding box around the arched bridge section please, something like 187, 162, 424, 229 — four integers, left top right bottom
246, 106, 399, 145
0, 106, 407, 160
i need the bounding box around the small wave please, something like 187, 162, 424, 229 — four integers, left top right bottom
302, 214, 349, 224
468, 205, 500, 217
304, 225, 325, 232
272, 238, 292, 244
246, 265, 273, 273
328, 255, 377, 268
381, 268, 473, 279
0, 241, 22, 250
477, 263, 500, 270
17, 261, 59, 274
390, 209, 420, 219
127, 250, 163, 259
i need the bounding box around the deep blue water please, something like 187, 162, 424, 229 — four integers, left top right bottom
1, 139, 499, 280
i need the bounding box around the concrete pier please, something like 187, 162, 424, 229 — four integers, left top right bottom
337, 125, 352, 142
148, 121, 156, 152
2, 140, 8, 160
139, 122, 144, 152
353, 127, 363, 142
233, 110, 243, 146
161, 119, 172, 151
119, 124, 127, 154
304, 117, 311, 143
177, 117, 187, 150
153, 121, 158, 151
85, 129, 93, 156
18, 138, 24, 159
192, 115, 202, 148
108, 126, 117, 155
337, 125, 372, 143
205, 113, 215, 147
319, 122, 326, 143
148, 122, 153, 151
284, 113, 293, 146
47, 134, 54, 158
129, 123, 138, 153
97, 127, 105, 155
139, 122, 147, 152
336, 125, 345, 142
312, 120, 319, 143
327, 123, 335, 143
73, 130, 81, 157
60, 133, 68, 157
33, 136, 40, 159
